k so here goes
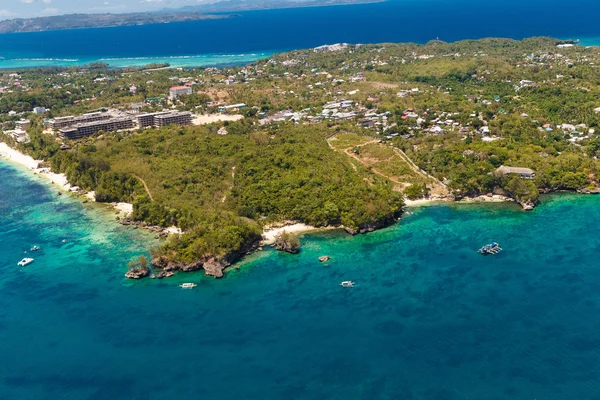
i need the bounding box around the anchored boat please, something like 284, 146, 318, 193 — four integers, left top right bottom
30, 246, 40, 252
478, 242, 502, 255
179, 283, 197, 289
18, 258, 34, 267
340, 281, 355, 288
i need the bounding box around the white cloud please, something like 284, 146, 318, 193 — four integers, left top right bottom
140, 0, 164, 3
42, 0, 52, 4
0, 9, 16, 17
20, 0, 34, 4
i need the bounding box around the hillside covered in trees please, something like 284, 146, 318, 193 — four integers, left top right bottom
18, 122, 403, 276
2, 36, 600, 276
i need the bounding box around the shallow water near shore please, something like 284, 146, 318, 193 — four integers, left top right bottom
4, 158, 600, 399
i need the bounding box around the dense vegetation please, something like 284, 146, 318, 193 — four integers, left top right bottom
3, 36, 600, 272
19, 122, 402, 265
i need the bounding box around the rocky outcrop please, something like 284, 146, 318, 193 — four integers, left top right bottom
273, 237, 300, 254
124, 266, 150, 279
156, 271, 175, 279
202, 258, 229, 278
181, 260, 203, 272
579, 187, 600, 194
150, 237, 259, 279
344, 214, 399, 235
516, 199, 536, 211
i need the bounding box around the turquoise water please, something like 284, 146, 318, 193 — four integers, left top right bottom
578, 37, 600, 46
1, 0, 600, 69
3, 157, 600, 399
0, 53, 274, 69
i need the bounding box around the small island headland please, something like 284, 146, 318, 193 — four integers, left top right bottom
3, 36, 600, 282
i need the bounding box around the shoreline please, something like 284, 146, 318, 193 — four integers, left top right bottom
261, 222, 336, 245
1, 142, 186, 242
403, 194, 515, 208
258, 194, 517, 247
3, 141, 591, 281
0, 142, 134, 218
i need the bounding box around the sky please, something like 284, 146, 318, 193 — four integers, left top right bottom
0, 0, 229, 19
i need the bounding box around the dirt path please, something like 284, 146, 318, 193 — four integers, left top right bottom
222, 166, 236, 203
343, 148, 401, 183
134, 175, 154, 201
391, 147, 448, 194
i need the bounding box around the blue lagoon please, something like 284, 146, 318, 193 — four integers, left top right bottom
3, 157, 600, 399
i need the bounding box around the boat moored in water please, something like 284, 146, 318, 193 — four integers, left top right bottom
179, 283, 197, 289
30, 246, 40, 252
18, 258, 34, 267
340, 281, 355, 288
478, 242, 502, 255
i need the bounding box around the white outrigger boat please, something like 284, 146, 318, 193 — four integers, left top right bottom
478, 242, 502, 255
179, 283, 197, 289
30, 246, 40, 252
18, 258, 34, 267
340, 281, 355, 288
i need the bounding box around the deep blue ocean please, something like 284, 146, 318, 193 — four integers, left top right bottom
4, 156, 600, 399
1, 0, 600, 68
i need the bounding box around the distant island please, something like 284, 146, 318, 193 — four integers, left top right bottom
0, 0, 382, 34
0, 12, 232, 34
169, 0, 384, 13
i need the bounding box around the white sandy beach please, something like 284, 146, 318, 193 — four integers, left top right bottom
113, 202, 134, 217
404, 194, 513, 207
262, 223, 321, 245
165, 226, 183, 235
459, 194, 514, 204
38, 169, 72, 192
403, 198, 443, 207
0, 142, 40, 169
1, 141, 136, 215
1, 142, 73, 191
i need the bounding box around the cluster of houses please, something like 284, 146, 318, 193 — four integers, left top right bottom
0, 73, 30, 94
541, 122, 596, 143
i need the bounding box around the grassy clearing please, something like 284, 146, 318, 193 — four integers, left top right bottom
328, 133, 374, 151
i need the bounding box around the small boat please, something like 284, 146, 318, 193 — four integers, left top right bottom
478, 242, 502, 255
179, 283, 197, 289
30, 246, 40, 252
340, 281, 355, 288
18, 258, 34, 267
